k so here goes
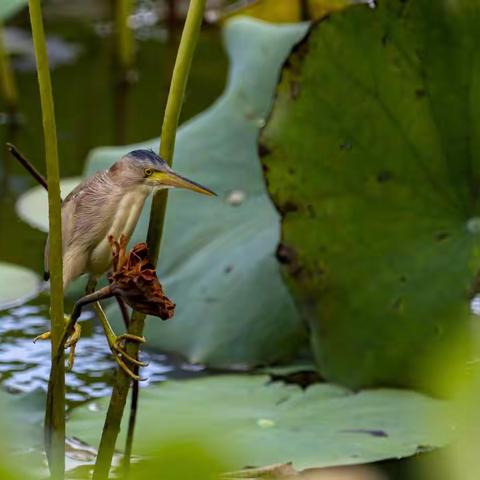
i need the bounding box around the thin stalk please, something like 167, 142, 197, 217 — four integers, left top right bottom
147, 0, 207, 256
0, 21, 17, 110
93, 1, 206, 478
115, 0, 135, 72
166, 0, 178, 28
28, 1, 65, 478
7, 143, 48, 190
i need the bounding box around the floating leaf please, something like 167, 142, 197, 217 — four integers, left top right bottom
261, 0, 480, 389
15, 177, 81, 232
80, 19, 308, 369
0, 0, 27, 21
68, 375, 452, 469
0, 262, 40, 310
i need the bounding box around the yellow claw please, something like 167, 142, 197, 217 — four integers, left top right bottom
113, 355, 146, 382
33, 331, 52, 343
113, 342, 149, 367
117, 333, 146, 344
66, 323, 82, 370
33, 322, 82, 371
110, 334, 149, 378
65, 323, 82, 349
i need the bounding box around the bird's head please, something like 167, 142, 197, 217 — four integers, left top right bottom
114, 149, 216, 196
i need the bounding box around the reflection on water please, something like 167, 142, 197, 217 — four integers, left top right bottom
0, 301, 205, 407
5, 27, 82, 72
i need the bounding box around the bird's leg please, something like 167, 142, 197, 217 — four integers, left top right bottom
34, 283, 113, 369
93, 300, 147, 381
114, 295, 148, 366
86, 279, 148, 381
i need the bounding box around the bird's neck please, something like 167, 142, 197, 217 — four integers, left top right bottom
109, 185, 151, 242
87, 184, 152, 277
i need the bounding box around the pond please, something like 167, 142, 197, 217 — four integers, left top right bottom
0, 3, 465, 480
0, 3, 227, 408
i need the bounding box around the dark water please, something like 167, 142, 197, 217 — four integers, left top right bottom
0, 4, 227, 406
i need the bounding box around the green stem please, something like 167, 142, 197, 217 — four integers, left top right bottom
147, 0, 207, 256
28, 1, 65, 478
115, 0, 135, 71
93, 1, 206, 478
0, 21, 17, 110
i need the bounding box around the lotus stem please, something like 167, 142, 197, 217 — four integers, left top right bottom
0, 21, 17, 111
115, 0, 135, 73
28, 0, 65, 478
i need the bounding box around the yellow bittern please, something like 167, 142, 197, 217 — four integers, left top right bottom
40, 149, 215, 378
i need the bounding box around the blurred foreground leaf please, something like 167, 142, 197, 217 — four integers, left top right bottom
0, 388, 45, 478
420, 352, 480, 480
68, 375, 452, 470
261, 0, 480, 389
0, 262, 40, 310
129, 439, 233, 480
223, 463, 385, 479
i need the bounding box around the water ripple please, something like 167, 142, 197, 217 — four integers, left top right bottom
0, 302, 205, 407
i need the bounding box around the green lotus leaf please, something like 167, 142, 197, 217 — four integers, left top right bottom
260, 0, 480, 389
15, 177, 81, 232
81, 19, 308, 368
0, 262, 40, 310
0, 0, 27, 21
68, 375, 452, 469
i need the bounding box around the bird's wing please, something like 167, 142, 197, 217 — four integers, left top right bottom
43, 173, 102, 280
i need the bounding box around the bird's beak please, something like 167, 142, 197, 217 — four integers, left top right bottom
150, 169, 216, 196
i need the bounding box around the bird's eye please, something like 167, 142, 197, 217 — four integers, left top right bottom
144, 168, 153, 177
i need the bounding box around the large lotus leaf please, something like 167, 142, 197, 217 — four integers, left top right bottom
68, 375, 452, 469
20, 19, 308, 368
0, 0, 27, 21
0, 262, 40, 310
15, 177, 81, 231
260, 0, 480, 389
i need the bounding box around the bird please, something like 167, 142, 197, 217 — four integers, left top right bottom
40, 149, 215, 378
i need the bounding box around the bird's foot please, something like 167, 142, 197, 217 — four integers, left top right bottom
107, 333, 148, 381
33, 316, 82, 370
